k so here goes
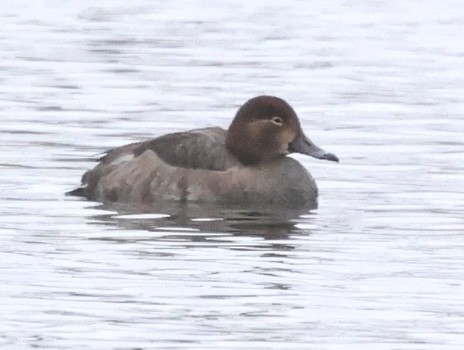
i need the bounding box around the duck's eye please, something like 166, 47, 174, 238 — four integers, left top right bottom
271, 116, 284, 126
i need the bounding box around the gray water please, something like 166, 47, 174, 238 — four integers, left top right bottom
1, 1, 464, 349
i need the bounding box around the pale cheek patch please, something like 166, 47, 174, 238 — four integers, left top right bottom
280, 129, 297, 153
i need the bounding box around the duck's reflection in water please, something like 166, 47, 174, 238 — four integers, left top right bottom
87, 200, 316, 245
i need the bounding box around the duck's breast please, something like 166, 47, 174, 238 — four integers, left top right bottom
219, 157, 318, 208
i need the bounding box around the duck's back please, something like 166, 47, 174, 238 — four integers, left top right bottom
70, 127, 240, 200
132, 127, 238, 171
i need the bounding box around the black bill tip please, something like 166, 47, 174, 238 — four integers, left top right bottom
323, 152, 339, 163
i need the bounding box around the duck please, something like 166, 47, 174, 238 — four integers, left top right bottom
68, 96, 338, 209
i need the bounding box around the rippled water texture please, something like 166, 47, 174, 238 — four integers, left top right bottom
1, 1, 464, 349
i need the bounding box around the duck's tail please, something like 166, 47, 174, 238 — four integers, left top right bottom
66, 187, 87, 197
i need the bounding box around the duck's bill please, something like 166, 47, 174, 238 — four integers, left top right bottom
289, 133, 339, 162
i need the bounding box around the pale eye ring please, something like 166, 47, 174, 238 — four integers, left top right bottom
271, 116, 284, 126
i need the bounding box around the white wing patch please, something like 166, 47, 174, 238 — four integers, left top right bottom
109, 153, 134, 166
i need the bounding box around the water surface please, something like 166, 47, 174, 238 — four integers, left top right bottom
1, 1, 464, 349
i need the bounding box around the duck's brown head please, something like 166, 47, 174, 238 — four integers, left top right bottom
226, 96, 339, 165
